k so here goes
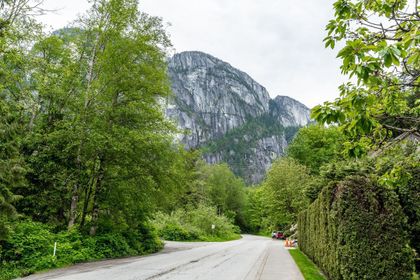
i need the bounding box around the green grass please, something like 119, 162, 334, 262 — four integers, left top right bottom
198, 234, 242, 242
171, 234, 242, 242
253, 231, 270, 238
289, 249, 325, 280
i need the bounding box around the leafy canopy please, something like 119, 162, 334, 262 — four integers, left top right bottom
312, 0, 419, 157
287, 125, 344, 174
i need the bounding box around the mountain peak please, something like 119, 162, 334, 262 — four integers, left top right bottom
170, 51, 221, 69
273, 95, 309, 110
166, 51, 310, 183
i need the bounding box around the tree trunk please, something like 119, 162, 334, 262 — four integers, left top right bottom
67, 183, 79, 229
89, 201, 99, 236
80, 183, 92, 227
89, 165, 104, 236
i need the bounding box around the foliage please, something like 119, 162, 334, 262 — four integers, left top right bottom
0, 0, 39, 240
262, 158, 312, 227
203, 113, 299, 182
400, 168, 420, 272
0, 219, 162, 280
312, 0, 419, 157
287, 125, 344, 175
244, 187, 272, 234
294, 5, 420, 276
199, 163, 247, 228
169, 160, 248, 232
289, 249, 326, 280
298, 175, 414, 280
157, 223, 200, 241
152, 210, 200, 241
373, 142, 420, 271
0, 0, 186, 240
168, 151, 209, 209
243, 157, 312, 233
152, 205, 240, 241
0, 0, 200, 277
298, 139, 420, 274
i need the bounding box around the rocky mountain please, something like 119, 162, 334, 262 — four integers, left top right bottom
166, 51, 310, 184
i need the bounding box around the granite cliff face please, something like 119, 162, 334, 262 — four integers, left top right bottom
270, 96, 311, 127
167, 51, 270, 149
166, 51, 310, 184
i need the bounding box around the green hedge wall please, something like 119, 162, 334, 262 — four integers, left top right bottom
298, 175, 414, 280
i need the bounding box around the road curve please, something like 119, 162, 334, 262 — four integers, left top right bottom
21, 235, 304, 280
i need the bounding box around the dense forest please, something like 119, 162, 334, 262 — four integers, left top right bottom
0, 0, 419, 279
0, 0, 247, 278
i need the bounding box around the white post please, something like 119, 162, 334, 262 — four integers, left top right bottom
53, 242, 57, 257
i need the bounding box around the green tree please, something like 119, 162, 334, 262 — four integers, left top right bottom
71, 0, 174, 235
244, 187, 271, 233
170, 150, 209, 209
0, 0, 43, 239
312, 3, 420, 269
0, 99, 25, 239
200, 163, 247, 228
262, 158, 312, 227
313, 0, 419, 157
10, 0, 178, 238
287, 125, 344, 174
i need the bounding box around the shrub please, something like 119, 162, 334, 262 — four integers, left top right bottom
54, 229, 97, 264
0, 220, 163, 280
124, 223, 163, 254
298, 175, 414, 280
187, 204, 239, 238
0, 220, 56, 272
158, 223, 199, 241
152, 204, 239, 241
90, 233, 135, 258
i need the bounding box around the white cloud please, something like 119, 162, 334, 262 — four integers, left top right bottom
38, 0, 348, 108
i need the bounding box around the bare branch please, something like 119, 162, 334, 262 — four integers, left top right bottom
382, 124, 418, 133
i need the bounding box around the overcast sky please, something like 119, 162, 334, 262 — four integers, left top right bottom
38, 0, 347, 108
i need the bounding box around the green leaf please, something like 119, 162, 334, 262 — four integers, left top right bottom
384, 53, 392, 67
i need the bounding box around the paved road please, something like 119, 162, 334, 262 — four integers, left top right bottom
22, 235, 304, 280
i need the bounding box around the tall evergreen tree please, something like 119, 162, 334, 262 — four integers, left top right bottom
0, 0, 43, 239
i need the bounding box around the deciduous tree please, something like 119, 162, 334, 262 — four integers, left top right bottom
313, 0, 419, 157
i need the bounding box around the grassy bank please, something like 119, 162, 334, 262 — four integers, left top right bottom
289, 249, 325, 280
189, 234, 241, 242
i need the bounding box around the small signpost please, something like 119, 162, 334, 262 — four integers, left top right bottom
211, 224, 215, 235
53, 242, 57, 257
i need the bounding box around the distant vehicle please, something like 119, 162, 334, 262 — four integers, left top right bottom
271, 231, 284, 239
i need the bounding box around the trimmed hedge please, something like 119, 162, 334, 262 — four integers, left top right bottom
298, 175, 414, 280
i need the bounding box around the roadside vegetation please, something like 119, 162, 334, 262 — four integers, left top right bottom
246, 0, 419, 278
244, 125, 344, 235
152, 205, 240, 242
0, 220, 162, 280
289, 249, 325, 280
0, 0, 418, 279
151, 161, 246, 242
0, 0, 244, 279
